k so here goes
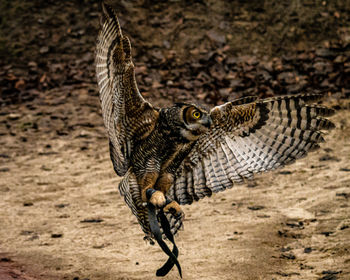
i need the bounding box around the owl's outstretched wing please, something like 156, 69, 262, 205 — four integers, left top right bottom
95, 3, 158, 176
169, 94, 335, 205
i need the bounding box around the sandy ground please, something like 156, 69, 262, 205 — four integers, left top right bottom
1, 1, 349, 279
0, 97, 349, 280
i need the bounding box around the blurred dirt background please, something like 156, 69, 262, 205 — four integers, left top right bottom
0, 0, 350, 279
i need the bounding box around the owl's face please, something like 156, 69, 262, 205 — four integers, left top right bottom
161, 103, 212, 141
176, 103, 212, 141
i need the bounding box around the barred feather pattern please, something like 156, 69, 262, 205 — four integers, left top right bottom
95, 3, 158, 177
170, 94, 335, 208
118, 171, 150, 237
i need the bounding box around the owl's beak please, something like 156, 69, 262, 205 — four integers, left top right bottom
203, 115, 213, 128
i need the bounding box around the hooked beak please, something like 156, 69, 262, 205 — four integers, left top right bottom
203, 115, 213, 128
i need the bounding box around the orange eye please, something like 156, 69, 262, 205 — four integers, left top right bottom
192, 111, 201, 119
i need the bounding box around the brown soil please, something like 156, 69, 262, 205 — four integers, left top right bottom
1, 97, 349, 280
0, 1, 350, 279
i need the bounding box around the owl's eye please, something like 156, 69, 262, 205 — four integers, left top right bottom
192, 111, 201, 119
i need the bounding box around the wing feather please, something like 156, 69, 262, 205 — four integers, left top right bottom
209, 152, 231, 191
172, 94, 335, 205
96, 3, 158, 176
219, 142, 244, 182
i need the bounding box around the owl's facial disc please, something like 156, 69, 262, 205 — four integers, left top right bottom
181, 106, 212, 141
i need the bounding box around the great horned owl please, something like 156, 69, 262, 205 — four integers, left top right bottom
95, 2, 335, 275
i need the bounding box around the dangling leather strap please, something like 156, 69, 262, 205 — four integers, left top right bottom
147, 202, 182, 278
156, 207, 180, 277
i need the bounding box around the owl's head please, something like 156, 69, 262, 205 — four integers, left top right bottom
161, 103, 212, 141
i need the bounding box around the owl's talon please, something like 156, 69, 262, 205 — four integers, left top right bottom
163, 201, 183, 218
146, 189, 166, 208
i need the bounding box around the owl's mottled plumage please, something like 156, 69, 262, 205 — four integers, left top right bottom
95, 2, 335, 243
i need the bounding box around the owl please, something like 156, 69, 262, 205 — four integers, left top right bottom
95, 2, 335, 277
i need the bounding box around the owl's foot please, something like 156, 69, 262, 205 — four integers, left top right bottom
145, 188, 166, 208
164, 201, 183, 218
145, 189, 183, 218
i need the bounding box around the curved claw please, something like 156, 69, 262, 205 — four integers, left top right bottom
163, 200, 183, 218
145, 189, 183, 220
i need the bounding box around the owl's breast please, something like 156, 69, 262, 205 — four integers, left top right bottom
130, 125, 193, 177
